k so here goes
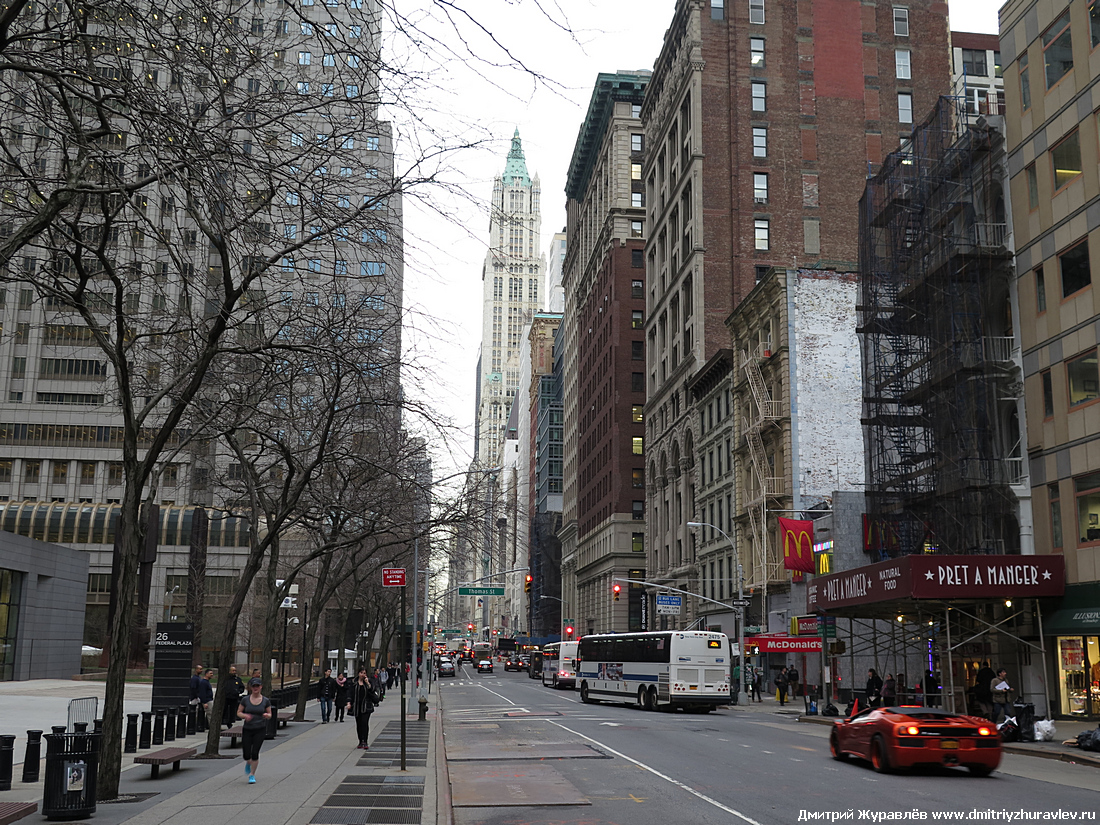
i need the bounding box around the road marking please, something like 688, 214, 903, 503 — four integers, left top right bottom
792, 745, 815, 751
761, 750, 774, 754
718, 738, 730, 742
549, 721, 765, 825
477, 685, 517, 705
598, 722, 622, 727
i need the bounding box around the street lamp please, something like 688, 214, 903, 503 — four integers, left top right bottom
539, 595, 567, 641
281, 615, 299, 690
163, 585, 180, 623
687, 521, 746, 697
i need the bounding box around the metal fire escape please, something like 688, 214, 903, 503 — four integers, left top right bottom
741, 342, 784, 588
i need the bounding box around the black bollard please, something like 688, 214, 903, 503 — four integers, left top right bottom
165, 708, 176, 742
0, 734, 15, 791
177, 706, 187, 739
139, 711, 152, 750
73, 722, 88, 734
93, 718, 103, 734
196, 702, 206, 733
124, 714, 139, 753
152, 709, 165, 745
21, 730, 42, 783
265, 700, 278, 740
186, 703, 196, 735
51, 726, 67, 736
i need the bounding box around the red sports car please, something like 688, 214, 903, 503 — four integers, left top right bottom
829, 705, 1001, 776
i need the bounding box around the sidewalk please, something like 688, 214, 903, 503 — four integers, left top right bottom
0, 680, 445, 825
728, 690, 1100, 769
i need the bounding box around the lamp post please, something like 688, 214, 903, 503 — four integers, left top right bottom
163, 585, 180, 622
687, 521, 745, 697
539, 595, 567, 641
280, 614, 299, 690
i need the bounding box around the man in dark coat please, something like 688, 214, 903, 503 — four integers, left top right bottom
224, 665, 246, 728
866, 669, 883, 707
317, 668, 338, 723
974, 661, 996, 719
774, 666, 790, 706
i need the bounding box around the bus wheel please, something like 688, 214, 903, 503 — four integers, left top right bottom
580, 683, 595, 704
637, 687, 647, 709
645, 686, 658, 711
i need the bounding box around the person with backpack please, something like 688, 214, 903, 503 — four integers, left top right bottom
775, 666, 790, 706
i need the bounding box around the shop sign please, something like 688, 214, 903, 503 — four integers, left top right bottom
745, 635, 823, 653
791, 615, 836, 637
807, 554, 1065, 612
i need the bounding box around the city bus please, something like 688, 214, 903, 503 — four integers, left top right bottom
471, 641, 492, 662
576, 630, 731, 711
540, 640, 579, 689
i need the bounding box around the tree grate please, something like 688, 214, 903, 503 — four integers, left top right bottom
325, 796, 422, 808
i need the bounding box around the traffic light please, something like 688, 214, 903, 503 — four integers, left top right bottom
564, 626, 574, 639
467, 623, 474, 633
612, 583, 621, 602
525, 574, 532, 594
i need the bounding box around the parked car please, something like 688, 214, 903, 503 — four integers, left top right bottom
476, 659, 494, 673
829, 705, 1001, 776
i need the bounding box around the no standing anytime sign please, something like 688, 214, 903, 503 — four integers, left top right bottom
382, 568, 406, 587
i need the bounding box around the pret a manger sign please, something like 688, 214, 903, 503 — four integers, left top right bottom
807, 554, 1065, 612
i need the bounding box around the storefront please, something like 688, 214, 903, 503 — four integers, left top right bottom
1044, 582, 1100, 719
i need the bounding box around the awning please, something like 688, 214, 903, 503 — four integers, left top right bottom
1043, 582, 1100, 635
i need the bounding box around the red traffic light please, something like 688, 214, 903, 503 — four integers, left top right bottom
612, 583, 621, 602
564, 626, 574, 637
467, 623, 474, 631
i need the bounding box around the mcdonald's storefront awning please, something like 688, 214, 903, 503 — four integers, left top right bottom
744, 634, 823, 653
806, 554, 1066, 615
1042, 582, 1100, 635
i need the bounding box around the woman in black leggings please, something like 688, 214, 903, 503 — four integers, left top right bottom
238, 678, 272, 783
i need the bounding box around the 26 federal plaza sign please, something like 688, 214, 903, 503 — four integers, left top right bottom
807, 555, 1065, 612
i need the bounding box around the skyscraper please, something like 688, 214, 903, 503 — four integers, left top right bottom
475, 131, 546, 466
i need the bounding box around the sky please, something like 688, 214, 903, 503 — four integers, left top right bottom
395, 0, 1003, 485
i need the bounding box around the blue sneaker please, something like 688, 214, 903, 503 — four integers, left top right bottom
245, 763, 251, 776
248, 775, 256, 784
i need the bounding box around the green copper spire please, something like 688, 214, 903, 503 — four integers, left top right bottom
502, 128, 530, 186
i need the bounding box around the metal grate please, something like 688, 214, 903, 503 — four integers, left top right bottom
326, 796, 422, 809
312, 809, 371, 825
341, 775, 424, 785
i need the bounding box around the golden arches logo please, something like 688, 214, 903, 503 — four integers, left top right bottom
784, 529, 812, 560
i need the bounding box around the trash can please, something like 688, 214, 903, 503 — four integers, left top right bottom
41, 730, 99, 820
1013, 701, 1036, 742
265, 700, 279, 741
804, 685, 819, 715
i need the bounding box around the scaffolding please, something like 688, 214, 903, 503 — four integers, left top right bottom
858, 97, 1019, 558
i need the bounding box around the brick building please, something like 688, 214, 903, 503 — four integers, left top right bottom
640, 0, 950, 629
560, 72, 650, 637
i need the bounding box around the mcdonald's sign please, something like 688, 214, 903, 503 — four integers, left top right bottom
780, 517, 815, 573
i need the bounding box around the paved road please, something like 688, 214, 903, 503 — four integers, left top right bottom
439, 668, 1100, 825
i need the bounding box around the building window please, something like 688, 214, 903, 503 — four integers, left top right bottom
630, 220, 643, 238
753, 172, 768, 203
1036, 266, 1047, 313
631, 163, 642, 181
1060, 239, 1091, 298
632, 103, 641, 118
1049, 483, 1062, 549
1042, 10, 1073, 89
710, 0, 724, 19
631, 280, 644, 299
631, 249, 644, 268
752, 126, 767, 158
632, 310, 644, 329
632, 405, 644, 423
898, 92, 913, 124
1019, 52, 1031, 110
961, 48, 987, 76
632, 437, 645, 457
895, 48, 911, 79
754, 219, 769, 251
1067, 349, 1100, 407
632, 502, 645, 521
1075, 471, 1100, 543
632, 468, 645, 488
1041, 368, 1054, 417
893, 6, 908, 36
750, 37, 765, 69
1092, 0, 1100, 49
631, 192, 644, 208
631, 134, 643, 152
632, 341, 645, 360
631, 372, 645, 392
24, 461, 40, 483
632, 532, 645, 551
1051, 130, 1082, 191
1025, 162, 1038, 210
751, 82, 766, 112
749, 0, 764, 25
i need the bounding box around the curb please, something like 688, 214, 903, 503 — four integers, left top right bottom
795, 714, 1100, 770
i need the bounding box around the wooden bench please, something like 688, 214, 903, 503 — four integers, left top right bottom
133, 746, 196, 779
0, 802, 38, 825
221, 726, 244, 748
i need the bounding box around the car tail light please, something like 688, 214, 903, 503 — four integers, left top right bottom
898, 725, 920, 736
978, 727, 992, 736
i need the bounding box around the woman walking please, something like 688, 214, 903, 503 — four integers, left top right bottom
334, 672, 348, 722
238, 677, 272, 784
347, 668, 378, 749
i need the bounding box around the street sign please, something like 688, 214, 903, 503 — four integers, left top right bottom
656, 594, 682, 615
458, 586, 504, 596
441, 629, 461, 636
382, 568, 406, 587
729, 599, 751, 608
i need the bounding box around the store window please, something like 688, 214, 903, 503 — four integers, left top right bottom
1074, 471, 1100, 543
1067, 348, 1099, 407
1057, 636, 1098, 717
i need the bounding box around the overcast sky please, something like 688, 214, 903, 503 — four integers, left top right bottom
396, 0, 1003, 483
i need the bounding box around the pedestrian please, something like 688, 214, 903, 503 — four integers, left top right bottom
865, 668, 883, 707
923, 670, 940, 707
881, 673, 897, 706
990, 668, 1014, 723
198, 669, 215, 729
188, 664, 203, 706
224, 666, 246, 728
334, 672, 348, 722
752, 666, 763, 702
974, 661, 996, 719
379, 667, 390, 696
731, 661, 741, 705
348, 668, 378, 749
370, 668, 386, 702
237, 677, 272, 784
787, 664, 800, 699
774, 666, 789, 706
317, 668, 338, 723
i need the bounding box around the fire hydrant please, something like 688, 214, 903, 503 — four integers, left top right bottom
418, 696, 428, 721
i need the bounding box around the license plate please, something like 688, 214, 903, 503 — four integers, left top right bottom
940, 740, 958, 749
689, 686, 697, 690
